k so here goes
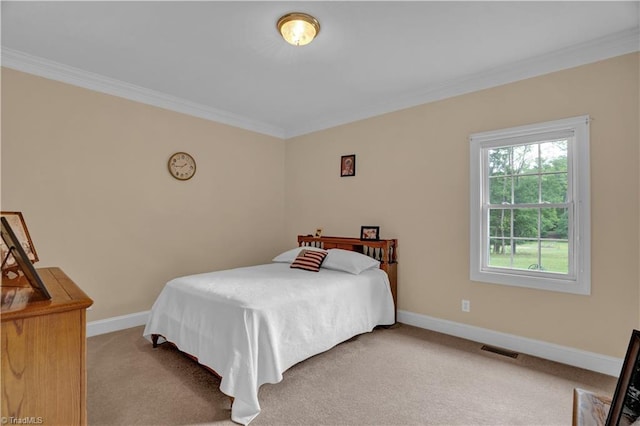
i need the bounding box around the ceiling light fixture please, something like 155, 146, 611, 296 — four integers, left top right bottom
277, 12, 320, 46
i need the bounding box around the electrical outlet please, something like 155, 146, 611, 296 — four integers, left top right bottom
461, 299, 471, 312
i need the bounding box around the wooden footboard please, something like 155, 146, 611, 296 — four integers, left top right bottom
297, 235, 398, 321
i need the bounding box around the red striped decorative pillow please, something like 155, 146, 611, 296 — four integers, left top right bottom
290, 249, 328, 272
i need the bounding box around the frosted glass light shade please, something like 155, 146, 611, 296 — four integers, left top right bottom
277, 13, 320, 46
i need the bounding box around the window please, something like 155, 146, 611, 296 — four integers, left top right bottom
470, 115, 590, 295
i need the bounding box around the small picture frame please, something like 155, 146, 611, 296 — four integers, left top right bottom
607, 329, 640, 425
0, 211, 39, 269
1, 216, 51, 302
360, 226, 380, 241
341, 154, 356, 177
315, 228, 323, 238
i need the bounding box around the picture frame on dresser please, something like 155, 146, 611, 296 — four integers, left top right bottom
0, 211, 38, 267
607, 329, 640, 426
1, 216, 50, 301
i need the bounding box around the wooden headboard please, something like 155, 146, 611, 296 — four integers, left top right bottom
297, 235, 398, 320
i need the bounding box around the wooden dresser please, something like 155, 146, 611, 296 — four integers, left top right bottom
1, 267, 93, 425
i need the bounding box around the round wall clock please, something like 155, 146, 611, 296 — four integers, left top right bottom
168, 152, 196, 180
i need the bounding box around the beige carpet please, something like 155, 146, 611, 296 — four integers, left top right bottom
87, 324, 617, 425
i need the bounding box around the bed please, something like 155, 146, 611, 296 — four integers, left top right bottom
143, 235, 398, 425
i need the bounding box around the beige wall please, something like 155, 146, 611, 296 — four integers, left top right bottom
1, 68, 287, 322
2, 53, 638, 359
285, 53, 640, 358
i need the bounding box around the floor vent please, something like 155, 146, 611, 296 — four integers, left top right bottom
481, 345, 519, 359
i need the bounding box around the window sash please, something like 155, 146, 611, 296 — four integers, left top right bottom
481, 137, 574, 279
481, 203, 575, 279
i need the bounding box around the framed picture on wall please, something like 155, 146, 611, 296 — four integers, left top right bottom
607, 329, 640, 425
341, 155, 356, 177
360, 226, 380, 241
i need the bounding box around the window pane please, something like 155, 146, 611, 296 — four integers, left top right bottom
541, 172, 567, 203
489, 209, 511, 238
513, 144, 538, 174
515, 240, 540, 270
540, 140, 567, 169
488, 147, 511, 176
488, 238, 512, 268
540, 207, 568, 239
489, 176, 511, 204
540, 240, 569, 274
514, 175, 539, 204
513, 208, 538, 238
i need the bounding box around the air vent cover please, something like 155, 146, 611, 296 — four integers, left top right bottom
481, 345, 519, 359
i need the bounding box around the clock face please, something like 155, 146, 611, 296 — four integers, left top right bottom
168, 152, 196, 180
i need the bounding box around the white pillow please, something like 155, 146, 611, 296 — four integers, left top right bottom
272, 246, 327, 263
323, 249, 380, 275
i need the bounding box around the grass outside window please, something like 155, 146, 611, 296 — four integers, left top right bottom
488, 241, 568, 273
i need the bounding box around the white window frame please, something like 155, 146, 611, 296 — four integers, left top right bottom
469, 115, 591, 295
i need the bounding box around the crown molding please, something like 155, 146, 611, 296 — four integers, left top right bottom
284, 27, 640, 138
0, 47, 287, 139
2, 27, 638, 140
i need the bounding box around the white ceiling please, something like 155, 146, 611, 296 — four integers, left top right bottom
2, 1, 639, 138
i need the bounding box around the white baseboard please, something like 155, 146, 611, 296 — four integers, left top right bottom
397, 309, 623, 377
86, 309, 622, 376
87, 311, 149, 338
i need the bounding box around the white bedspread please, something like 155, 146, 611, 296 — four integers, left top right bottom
143, 262, 395, 424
